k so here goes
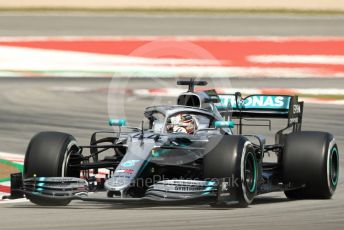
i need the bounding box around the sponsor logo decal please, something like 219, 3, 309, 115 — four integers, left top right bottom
217, 95, 291, 110
293, 104, 301, 114
174, 186, 204, 192
289, 117, 299, 124
121, 160, 140, 167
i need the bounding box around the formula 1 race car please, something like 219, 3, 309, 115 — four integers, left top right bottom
4, 79, 339, 207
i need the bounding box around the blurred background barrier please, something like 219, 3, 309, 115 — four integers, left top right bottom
0, 37, 343, 78
0, 0, 343, 12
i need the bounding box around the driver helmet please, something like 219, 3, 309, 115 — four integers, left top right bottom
167, 114, 197, 134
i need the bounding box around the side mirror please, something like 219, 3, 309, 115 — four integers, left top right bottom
214, 120, 235, 129
108, 118, 126, 127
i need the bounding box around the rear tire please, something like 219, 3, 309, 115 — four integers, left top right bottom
204, 136, 258, 207
24, 132, 80, 206
283, 131, 339, 199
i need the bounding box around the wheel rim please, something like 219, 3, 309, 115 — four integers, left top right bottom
330, 147, 339, 187
62, 141, 79, 177
245, 152, 257, 193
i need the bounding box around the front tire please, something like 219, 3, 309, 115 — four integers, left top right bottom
283, 131, 339, 199
24, 132, 80, 206
204, 136, 258, 207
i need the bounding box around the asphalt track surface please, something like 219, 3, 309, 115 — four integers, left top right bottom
0, 78, 343, 230
0, 13, 344, 36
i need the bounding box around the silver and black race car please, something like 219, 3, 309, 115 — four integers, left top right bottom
4, 79, 339, 207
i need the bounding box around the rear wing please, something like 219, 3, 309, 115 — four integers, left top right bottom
215, 94, 304, 132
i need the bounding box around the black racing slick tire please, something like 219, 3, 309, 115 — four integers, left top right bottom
24, 132, 80, 206
283, 131, 339, 199
204, 136, 258, 207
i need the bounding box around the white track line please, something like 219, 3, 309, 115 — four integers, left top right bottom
249, 55, 344, 65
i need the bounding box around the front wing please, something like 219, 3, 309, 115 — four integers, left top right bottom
3, 173, 239, 206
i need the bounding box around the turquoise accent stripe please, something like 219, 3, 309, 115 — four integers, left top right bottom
247, 152, 257, 193
204, 186, 213, 191
331, 146, 339, 187
214, 120, 235, 128
151, 149, 171, 158
108, 118, 126, 126
206, 181, 216, 186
